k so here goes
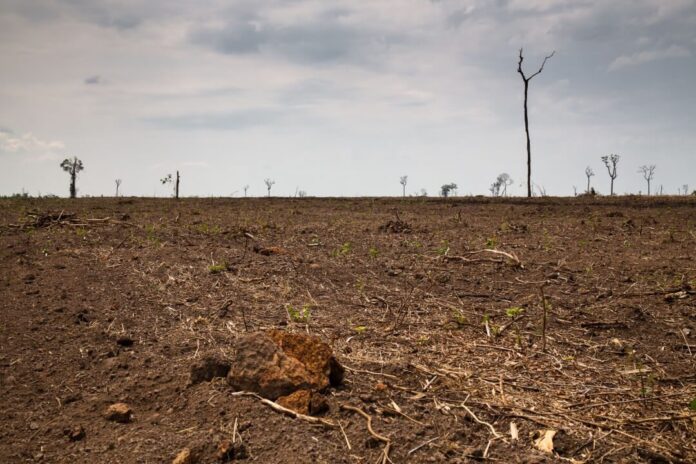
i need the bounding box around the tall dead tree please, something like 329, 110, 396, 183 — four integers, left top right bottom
60, 157, 84, 199
638, 164, 656, 195
399, 175, 408, 197
585, 166, 594, 193
161, 170, 181, 199
264, 178, 275, 197
601, 154, 620, 195
517, 48, 555, 198
115, 179, 122, 197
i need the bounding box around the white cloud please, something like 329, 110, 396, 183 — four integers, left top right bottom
609, 44, 691, 70
0, 130, 65, 155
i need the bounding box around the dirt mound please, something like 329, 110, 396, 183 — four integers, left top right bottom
227, 330, 343, 400
378, 219, 412, 233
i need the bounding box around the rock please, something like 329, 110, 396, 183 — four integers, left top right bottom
65, 425, 85, 441
276, 389, 311, 414
216, 440, 248, 462
190, 355, 231, 384
309, 393, 329, 416
104, 403, 132, 423
172, 448, 196, 464
116, 335, 134, 347
227, 330, 343, 400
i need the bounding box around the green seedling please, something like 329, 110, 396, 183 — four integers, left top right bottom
368, 247, 379, 258
208, 262, 230, 274
353, 325, 367, 334
485, 237, 497, 249
436, 240, 450, 256
287, 304, 312, 323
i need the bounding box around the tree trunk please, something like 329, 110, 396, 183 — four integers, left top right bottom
586, 177, 590, 193
175, 171, 180, 199
523, 81, 531, 198
70, 170, 76, 199
610, 178, 614, 196
647, 180, 650, 196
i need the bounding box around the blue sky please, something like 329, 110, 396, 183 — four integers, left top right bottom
1, 0, 695, 197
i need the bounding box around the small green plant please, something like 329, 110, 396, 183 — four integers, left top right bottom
451, 309, 467, 327
436, 240, 450, 256
193, 223, 223, 235
287, 304, 312, 323
485, 237, 497, 249
505, 307, 524, 318
353, 325, 367, 333
208, 262, 230, 274
332, 242, 352, 257
689, 398, 696, 411
368, 247, 379, 258
75, 227, 88, 238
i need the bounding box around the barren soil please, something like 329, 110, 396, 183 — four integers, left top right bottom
1, 197, 695, 463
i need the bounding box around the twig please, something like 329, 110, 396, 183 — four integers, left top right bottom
540, 284, 549, 352
407, 436, 440, 455
231, 391, 336, 428
338, 420, 352, 450
341, 404, 391, 464
460, 403, 502, 439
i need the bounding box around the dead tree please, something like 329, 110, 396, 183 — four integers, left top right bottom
518, 48, 555, 198
638, 164, 656, 195
243, 185, 249, 197
585, 166, 594, 193
161, 171, 181, 199
399, 175, 408, 197
601, 154, 620, 195
264, 178, 275, 197
115, 179, 122, 197
60, 157, 84, 199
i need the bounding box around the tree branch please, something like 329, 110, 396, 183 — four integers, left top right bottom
528, 51, 555, 80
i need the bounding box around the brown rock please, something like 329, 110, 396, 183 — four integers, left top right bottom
268, 330, 344, 387
227, 330, 343, 400
276, 389, 311, 414
309, 393, 329, 416
172, 448, 196, 464
190, 355, 231, 384
65, 425, 85, 441
216, 440, 248, 462
104, 403, 132, 423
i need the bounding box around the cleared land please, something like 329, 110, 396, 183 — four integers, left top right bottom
1, 197, 695, 463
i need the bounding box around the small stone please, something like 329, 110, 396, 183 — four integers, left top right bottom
374, 381, 388, 392
116, 335, 134, 347
216, 440, 248, 462
276, 389, 311, 415
309, 394, 329, 416
189, 355, 231, 384
104, 403, 132, 423
65, 425, 86, 441
172, 448, 196, 464
29, 422, 39, 431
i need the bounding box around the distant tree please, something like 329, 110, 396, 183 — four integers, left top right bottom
518, 48, 555, 197
489, 173, 513, 197
298, 190, 307, 198
115, 179, 122, 197
419, 188, 427, 197
440, 183, 458, 198
399, 175, 408, 197
60, 157, 84, 199
683, 184, 689, 196
585, 166, 595, 193
264, 178, 275, 197
601, 154, 620, 195
573, 185, 577, 196
161, 171, 180, 199
638, 164, 656, 195
243, 185, 249, 197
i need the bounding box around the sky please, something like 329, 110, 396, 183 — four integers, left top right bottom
1, 0, 695, 197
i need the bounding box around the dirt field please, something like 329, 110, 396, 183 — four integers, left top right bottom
1, 196, 695, 463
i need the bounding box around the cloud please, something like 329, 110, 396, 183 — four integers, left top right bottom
0, 130, 65, 154
84, 75, 102, 85
143, 108, 288, 131
609, 44, 692, 70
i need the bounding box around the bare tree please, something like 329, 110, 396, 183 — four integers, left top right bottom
115, 179, 122, 197
601, 154, 620, 195
638, 165, 656, 195
243, 185, 249, 197
518, 48, 555, 198
683, 184, 689, 196
60, 157, 84, 199
585, 166, 595, 193
399, 175, 408, 197
264, 178, 275, 197
161, 170, 181, 199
